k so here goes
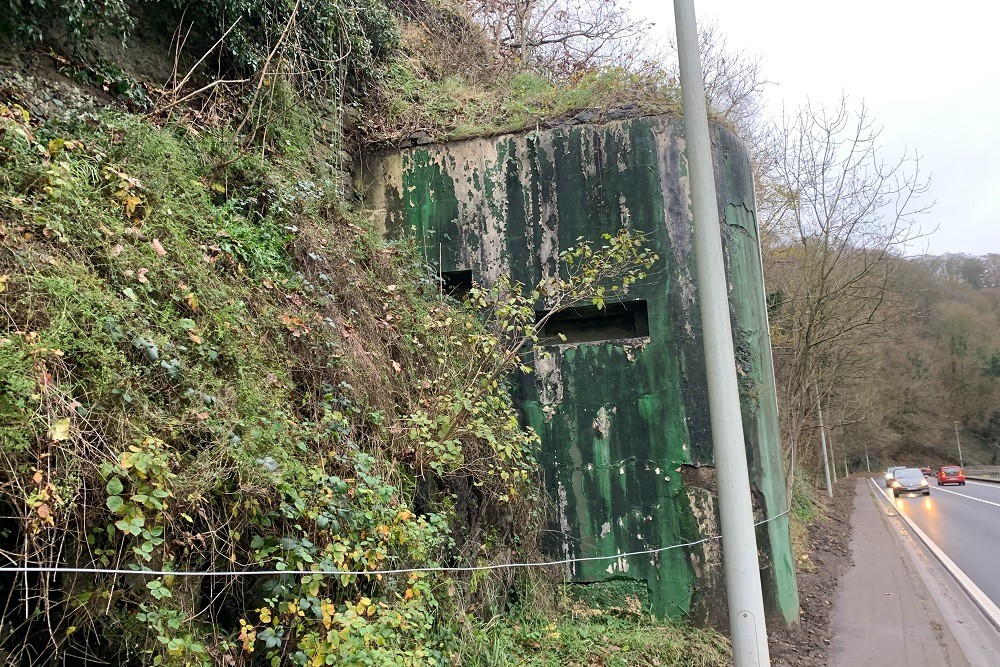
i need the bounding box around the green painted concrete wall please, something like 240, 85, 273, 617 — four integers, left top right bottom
361, 114, 798, 624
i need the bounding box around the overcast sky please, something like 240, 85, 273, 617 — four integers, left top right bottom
631, 0, 999, 256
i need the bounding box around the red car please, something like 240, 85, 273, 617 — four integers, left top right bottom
937, 466, 965, 486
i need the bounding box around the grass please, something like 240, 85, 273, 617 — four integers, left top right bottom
367, 62, 683, 144
460, 609, 730, 667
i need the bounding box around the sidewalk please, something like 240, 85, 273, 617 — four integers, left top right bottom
828, 478, 969, 666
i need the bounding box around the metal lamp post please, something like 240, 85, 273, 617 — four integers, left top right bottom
673, 0, 772, 663
954, 421, 964, 467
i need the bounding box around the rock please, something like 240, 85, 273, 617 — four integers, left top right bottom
339, 170, 355, 197
572, 110, 597, 124
406, 130, 433, 146
607, 104, 641, 121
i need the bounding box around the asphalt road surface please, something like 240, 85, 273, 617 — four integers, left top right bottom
888, 479, 1000, 607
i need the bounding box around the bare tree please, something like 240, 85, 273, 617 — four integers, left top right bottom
763, 97, 933, 492
663, 22, 769, 131
464, 0, 656, 76
983, 253, 1000, 288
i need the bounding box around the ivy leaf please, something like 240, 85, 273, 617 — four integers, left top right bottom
49, 418, 71, 441
106, 477, 124, 496
106, 495, 124, 513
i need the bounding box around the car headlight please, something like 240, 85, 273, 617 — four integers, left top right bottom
891, 480, 900, 487
920, 479, 928, 486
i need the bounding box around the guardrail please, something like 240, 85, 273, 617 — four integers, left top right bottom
963, 465, 1000, 481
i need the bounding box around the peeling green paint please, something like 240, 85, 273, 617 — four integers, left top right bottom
721, 201, 799, 624
362, 114, 798, 624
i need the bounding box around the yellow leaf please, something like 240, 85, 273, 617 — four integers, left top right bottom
49, 418, 70, 441
185, 292, 199, 312
124, 195, 142, 216
0, 274, 8, 293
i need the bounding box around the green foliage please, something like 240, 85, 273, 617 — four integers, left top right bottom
1, 0, 130, 45
789, 472, 822, 524
1, 0, 398, 98
169, 0, 400, 92
1, 101, 477, 662
241, 450, 451, 664
57, 57, 152, 108
984, 352, 1000, 378
0, 97, 666, 664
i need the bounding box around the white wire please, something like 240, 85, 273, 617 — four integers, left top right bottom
0, 508, 790, 577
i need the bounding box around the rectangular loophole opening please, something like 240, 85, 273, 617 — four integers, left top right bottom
439, 270, 473, 298
537, 300, 649, 345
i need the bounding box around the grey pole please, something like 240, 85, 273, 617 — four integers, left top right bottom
865, 446, 871, 472
673, 1, 771, 663
844, 458, 849, 478
954, 421, 964, 467
814, 380, 833, 498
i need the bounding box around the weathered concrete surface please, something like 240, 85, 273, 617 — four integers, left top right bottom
361, 114, 797, 623
830, 480, 972, 666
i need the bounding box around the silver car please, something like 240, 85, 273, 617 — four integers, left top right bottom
890, 467, 930, 497
885, 465, 906, 488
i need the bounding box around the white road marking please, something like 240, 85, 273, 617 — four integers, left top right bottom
869, 478, 1000, 632
932, 486, 1000, 508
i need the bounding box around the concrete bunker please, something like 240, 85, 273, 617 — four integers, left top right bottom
362, 113, 798, 624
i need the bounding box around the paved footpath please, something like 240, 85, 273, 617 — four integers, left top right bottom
829, 478, 970, 666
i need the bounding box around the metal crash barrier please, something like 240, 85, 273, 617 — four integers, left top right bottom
963, 465, 1000, 482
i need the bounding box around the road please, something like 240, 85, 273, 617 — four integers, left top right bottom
887, 478, 1000, 607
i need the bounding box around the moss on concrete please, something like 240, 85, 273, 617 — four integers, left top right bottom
362, 114, 798, 623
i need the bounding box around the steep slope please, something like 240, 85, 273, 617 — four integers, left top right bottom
0, 2, 731, 665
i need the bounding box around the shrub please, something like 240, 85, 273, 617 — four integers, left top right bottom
1, 0, 400, 96
1, 0, 131, 45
